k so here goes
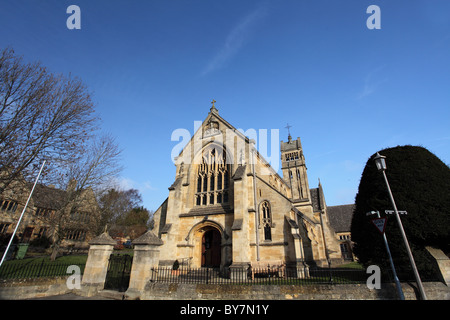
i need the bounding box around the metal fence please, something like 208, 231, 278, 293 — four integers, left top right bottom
149, 266, 369, 285
0, 260, 85, 280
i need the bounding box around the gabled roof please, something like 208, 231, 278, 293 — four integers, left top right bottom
31, 183, 67, 210
175, 106, 246, 160
29, 182, 96, 212
175, 104, 288, 187
327, 204, 355, 233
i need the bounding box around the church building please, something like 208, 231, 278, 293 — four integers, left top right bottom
152, 101, 343, 271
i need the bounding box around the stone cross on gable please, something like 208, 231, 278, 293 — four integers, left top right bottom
210, 99, 218, 113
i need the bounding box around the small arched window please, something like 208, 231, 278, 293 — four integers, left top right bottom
261, 201, 272, 241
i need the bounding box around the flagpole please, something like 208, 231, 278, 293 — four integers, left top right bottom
0, 161, 46, 267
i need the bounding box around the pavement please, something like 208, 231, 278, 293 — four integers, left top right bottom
26, 293, 114, 300
26, 290, 125, 300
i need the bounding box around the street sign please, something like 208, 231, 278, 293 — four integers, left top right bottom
371, 217, 387, 234
385, 210, 407, 215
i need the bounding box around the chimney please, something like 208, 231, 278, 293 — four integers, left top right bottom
67, 179, 77, 192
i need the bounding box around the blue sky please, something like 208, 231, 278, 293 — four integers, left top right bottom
1, 1, 449, 211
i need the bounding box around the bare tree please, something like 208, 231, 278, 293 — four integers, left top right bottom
38, 134, 123, 260
0, 47, 98, 194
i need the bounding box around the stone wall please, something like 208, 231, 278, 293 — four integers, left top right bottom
1, 278, 448, 300
0, 277, 71, 300
132, 282, 450, 300
426, 247, 450, 286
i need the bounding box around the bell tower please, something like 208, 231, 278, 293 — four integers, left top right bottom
280, 125, 310, 200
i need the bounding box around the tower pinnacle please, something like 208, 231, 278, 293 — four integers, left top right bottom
285, 123, 292, 142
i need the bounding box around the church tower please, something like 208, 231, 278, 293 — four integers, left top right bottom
280, 126, 310, 201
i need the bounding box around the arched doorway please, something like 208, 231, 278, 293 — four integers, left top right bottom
201, 228, 221, 268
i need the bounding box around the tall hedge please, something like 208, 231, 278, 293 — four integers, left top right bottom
351, 146, 450, 279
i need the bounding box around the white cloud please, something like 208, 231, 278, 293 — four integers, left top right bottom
114, 177, 156, 192
201, 4, 268, 76
116, 177, 134, 190
356, 65, 387, 100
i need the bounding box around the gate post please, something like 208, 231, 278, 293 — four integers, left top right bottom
80, 230, 116, 297
125, 230, 163, 300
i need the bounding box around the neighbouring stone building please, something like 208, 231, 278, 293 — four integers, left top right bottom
327, 204, 355, 261
0, 176, 100, 254
153, 101, 353, 271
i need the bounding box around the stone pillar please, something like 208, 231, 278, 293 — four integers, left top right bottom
230, 166, 251, 277
426, 246, 450, 286
125, 230, 163, 300
80, 231, 116, 297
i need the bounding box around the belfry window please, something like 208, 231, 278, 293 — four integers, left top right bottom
285, 151, 299, 162
261, 201, 272, 241
195, 147, 230, 206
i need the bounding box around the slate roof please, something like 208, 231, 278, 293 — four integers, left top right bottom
31, 183, 67, 210
327, 204, 355, 233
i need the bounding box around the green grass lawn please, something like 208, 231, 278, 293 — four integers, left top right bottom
336, 262, 364, 269
0, 248, 135, 280
0, 254, 89, 279
3, 254, 87, 266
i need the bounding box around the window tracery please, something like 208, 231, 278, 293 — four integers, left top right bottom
195, 147, 230, 206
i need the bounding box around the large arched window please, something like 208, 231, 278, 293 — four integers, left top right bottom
261, 201, 272, 241
195, 147, 230, 206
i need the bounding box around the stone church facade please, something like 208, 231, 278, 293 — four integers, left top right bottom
153, 102, 343, 270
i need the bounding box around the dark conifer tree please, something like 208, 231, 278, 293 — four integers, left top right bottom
351, 146, 450, 280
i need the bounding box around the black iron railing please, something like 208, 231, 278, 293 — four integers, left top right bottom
149, 266, 369, 285
0, 260, 85, 280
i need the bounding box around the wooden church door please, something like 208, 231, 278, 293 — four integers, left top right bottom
201, 229, 221, 267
